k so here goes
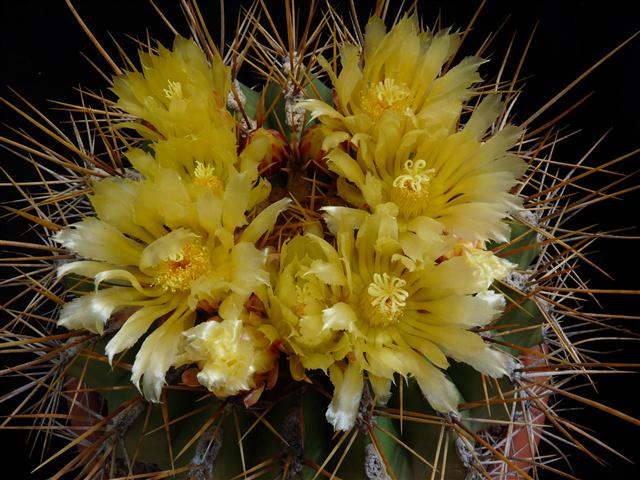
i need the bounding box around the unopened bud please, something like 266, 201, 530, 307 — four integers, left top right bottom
300, 125, 328, 171
244, 128, 290, 176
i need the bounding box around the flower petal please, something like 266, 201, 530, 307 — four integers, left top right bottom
368, 374, 392, 405
138, 228, 199, 273
222, 171, 251, 231
419, 326, 510, 378
57, 260, 118, 280
326, 361, 364, 431
407, 351, 460, 413
59, 287, 146, 334
305, 260, 347, 286
322, 302, 359, 332
407, 290, 505, 328
241, 197, 291, 244
177, 319, 276, 398
131, 308, 195, 401
325, 148, 365, 186
105, 299, 176, 362
90, 178, 154, 244
231, 242, 270, 294
54, 218, 144, 266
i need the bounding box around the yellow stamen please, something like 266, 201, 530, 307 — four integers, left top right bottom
362, 272, 409, 326
390, 159, 435, 218
163, 80, 183, 99
153, 240, 210, 292
193, 161, 223, 193
360, 78, 412, 120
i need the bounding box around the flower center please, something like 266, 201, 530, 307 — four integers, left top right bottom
362, 272, 409, 327
193, 161, 223, 193
361, 78, 412, 120
294, 284, 308, 316
390, 159, 435, 218
153, 240, 210, 292
163, 80, 183, 99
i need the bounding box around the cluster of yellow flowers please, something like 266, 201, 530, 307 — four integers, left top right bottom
55, 37, 288, 401
55, 17, 525, 431
272, 17, 525, 430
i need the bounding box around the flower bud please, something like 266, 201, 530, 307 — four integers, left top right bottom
243, 128, 290, 176
299, 124, 328, 171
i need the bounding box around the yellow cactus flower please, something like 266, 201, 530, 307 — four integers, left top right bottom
112, 36, 233, 140
327, 96, 526, 242
111, 36, 282, 183
55, 155, 290, 401
303, 16, 477, 135
267, 205, 512, 431
303, 16, 526, 242
175, 318, 278, 399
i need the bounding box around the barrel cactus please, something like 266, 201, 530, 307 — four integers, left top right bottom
1, 2, 638, 479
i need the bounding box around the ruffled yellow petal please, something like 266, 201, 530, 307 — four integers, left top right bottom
131, 308, 195, 401
58, 287, 147, 334
55, 218, 143, 266
138, 229, 201, 274
418, 325, 509, 378
409, 351, 460, 413
416, 248, 513, 295
105, 298, 177, 362
322, 303, 360, 333
368, 374, 392, 405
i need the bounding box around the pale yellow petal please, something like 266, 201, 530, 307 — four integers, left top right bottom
91, 178, 154, 244
300, 99, 343, 121
139, 228, 199, 273
407, 290, 504, 328
322, 302, 358, 332
326, 361, 364, 431
54, 218, 144, 266
305, 260, 346, 286
368, 374, 392, 405
131, 308, 195, 401
196, 190, 223, 238
325, 148, 365, 186
418, 326, 509, 378
222, 172, 251, 230
403, 334, 449, 369
94, 269, 160, 296
247, 177, 272, 209
231, 242, 270, 293
177, 319, 276, 398
59, 287, 146, 334
321, 206, 368, 235
218, 292, 247, 321
57, 260, 117, 280
105, 299, 177, 362
241, 198, 291, 243
406, 351, 460, 413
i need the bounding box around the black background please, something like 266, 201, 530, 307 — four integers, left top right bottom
1, 1, 638, 478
